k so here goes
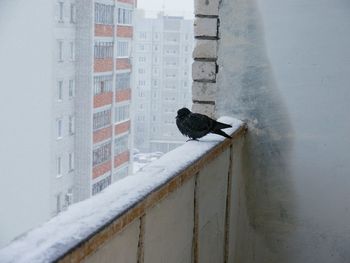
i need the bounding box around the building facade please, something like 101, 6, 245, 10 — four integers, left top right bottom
133, 11, 193, 153
0, 0, 135, 247
74, 0, 135, 202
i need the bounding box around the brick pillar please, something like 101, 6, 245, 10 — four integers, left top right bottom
192, 0, 220, 118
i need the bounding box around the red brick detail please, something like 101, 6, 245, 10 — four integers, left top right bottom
95, 24, 113, 37
93, 126, 112, 144
115, 120, 130, 135
116, 89, 131, 102
114, 151, 130, 168
116, 58, 131, 70
116, 26, 133, 38
94, 92, 113, 108
93, 160, 112, 179
117, 0, 134, 4
94, 59, 113, 72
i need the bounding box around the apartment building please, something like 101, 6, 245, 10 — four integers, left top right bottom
74, 0, 135, 201
0, 0, 135, 247
133, 11, 193, 153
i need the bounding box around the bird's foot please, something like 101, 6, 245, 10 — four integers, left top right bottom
186, 138, 199, 142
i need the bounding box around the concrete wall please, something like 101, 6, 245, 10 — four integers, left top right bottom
0, 0, 53, 247
214, 0, 350, 262
77, 130, 246, 263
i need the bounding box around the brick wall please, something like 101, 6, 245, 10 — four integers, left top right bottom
95, 24, 113, 37
117, 0, 134, 4
115, 120, 130, 135
93, 126, 112, 144
191, 0, 220, 117
94, 92, 113, 108
116, 58, 131, 70
92, 160, 112, 179
94, 59, 113, 73
114, 151, 130, 168
116, 89, 131, 102
116, 26, 133, 38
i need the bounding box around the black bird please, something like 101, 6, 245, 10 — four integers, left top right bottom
176, 107, 232, 140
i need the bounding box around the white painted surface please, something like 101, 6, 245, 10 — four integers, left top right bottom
194, 17, 217, 38
84, 220, 140, 263
194, 0, 220, 16
192, 61, 216, 81
0, 0, 53, 247
193, 39, 218, 60
197, 149, 230, 263
144, 177, 195, 263
192, 82, 217, 102
0, 118, 243, 263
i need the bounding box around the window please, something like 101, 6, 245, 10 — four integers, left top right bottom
94, 42, 113, 59
70, 42, 75, 61
65, 189, 73, 206
94, 75, 113, 95
139, 57, 146, 63
95, 3, 114, 25
57, 157, 62, 177
138, 80, 146, 86
69, 115, 75, 135
116, 73, 130, 91
93, 141, 112, 166
68, 152, 74, 171
117, 41, 129, 57
58, 80, 63, 101
114, 134, 129, 155
115, 104, 130, 123
93, 109, 111, 131
58, 2, 64, 22
69, 79, 75, 98
70, 4, 76, 23
117, 8, 132, 25
58, 40, 63, 62
139, 32, 147, 39
138, 44, 145, 51
92, 175, 111, 195
57, 119, 63, 139
138, 68, 145, 74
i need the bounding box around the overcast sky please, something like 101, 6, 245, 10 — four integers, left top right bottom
137, 0, 194, 18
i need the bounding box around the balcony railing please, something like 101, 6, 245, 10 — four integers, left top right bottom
0, 118, 246, 263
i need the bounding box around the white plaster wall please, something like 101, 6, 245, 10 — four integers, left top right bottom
197, 149, 230, 263
0, 0, 53, 247
143, 177, 195, 263
83, 220, 140, 263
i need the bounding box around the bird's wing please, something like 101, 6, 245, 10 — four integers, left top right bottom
184, 113, 212, 133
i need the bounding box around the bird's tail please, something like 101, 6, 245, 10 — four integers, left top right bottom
212, 129, 232, 139
214, 121, 232, 130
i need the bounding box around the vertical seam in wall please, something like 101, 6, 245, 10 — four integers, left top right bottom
192, 172, 199, 263
224, 145, 233, 263
137, 215, 145, 263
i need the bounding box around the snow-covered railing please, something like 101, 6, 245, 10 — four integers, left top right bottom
0, 118, 247, 263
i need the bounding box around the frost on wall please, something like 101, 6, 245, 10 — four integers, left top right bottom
216, 0, 295, 261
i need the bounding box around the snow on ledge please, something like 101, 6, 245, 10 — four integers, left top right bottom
0, 117, 243, 263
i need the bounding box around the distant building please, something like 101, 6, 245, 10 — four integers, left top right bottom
74, 0, 135, 202
0, 0, 135, 247
133, 11, 193, 153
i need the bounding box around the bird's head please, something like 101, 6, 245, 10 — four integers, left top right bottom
176, 107, 191, 118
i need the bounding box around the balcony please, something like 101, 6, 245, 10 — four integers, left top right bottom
0, 118, 247, 262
